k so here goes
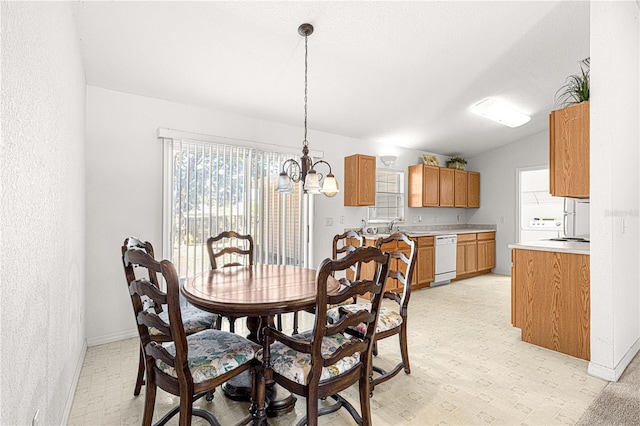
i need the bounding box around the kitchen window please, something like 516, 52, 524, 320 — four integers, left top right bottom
367, 169, 405, 223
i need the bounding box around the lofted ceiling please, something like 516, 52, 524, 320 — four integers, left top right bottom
72, 1, 589, 158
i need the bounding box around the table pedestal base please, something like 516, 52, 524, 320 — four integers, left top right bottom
222, 370, 296, 417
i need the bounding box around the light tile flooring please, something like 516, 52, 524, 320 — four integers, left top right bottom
68, 274, 607, 425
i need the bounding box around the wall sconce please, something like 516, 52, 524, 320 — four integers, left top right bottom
380, 155, 398, 167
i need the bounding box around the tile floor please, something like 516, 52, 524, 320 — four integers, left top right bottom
68, 274, 607, 425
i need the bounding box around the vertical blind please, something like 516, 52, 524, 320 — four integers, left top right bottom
161, 137, 309, 280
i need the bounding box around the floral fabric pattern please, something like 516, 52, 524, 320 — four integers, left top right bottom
149, 305, 218, 336
327, 303, 403, 335
156, 329, 259, 384
262, 330, 360, 385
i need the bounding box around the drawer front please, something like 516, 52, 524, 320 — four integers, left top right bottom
477, 232, 496, 241
414, 236, 434, 247
457, 233, 477, 242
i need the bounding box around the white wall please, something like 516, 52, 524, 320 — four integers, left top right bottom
0, 2, 86, 425
466, 131, 549, 274
589, 1, 640, 381
85, 86, 466, 343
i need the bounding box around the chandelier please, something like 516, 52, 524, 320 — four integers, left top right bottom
275, 23, 339, 197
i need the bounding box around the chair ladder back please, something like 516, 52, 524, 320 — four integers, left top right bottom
207, 231, 254, 270
376, 233, 417, 307
312, 246, 390, 373
332, 230, 366, 280
123, 247, 190, 382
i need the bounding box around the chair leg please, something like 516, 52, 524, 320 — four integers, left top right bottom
306, 387, 319, 426
134, 345, 145, 396
400, 323, 411, 374
276, 314, 283, 332
142, 365, 157, 426
229, 317, 236, 333
359, 373, 372, 426
179, 387, 194, 426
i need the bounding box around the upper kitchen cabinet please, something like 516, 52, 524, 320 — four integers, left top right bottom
549, 101, 590, 198
344, 154, 376, 206
454, 170, 468, 207
408, 165, 439, 207
408, 165, 480, 208
467, 172, 480, 208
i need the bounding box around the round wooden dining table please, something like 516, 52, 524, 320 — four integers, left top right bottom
182, 264, 339, 417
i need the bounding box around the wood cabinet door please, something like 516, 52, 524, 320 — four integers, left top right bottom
454, 170, 468, 207
422, 165, 440, 207
456, 244, 466, 275
549, 101, 589, 198
416, 245, 435, 285
464, 242, 477, 273
477, 240, 495, 271
408, 165, 424, 207
439, 168, 455, 207
467, 172, 480, 208
344, 154, 376, 206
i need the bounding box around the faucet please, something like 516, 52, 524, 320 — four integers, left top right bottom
388, 219, 397, 233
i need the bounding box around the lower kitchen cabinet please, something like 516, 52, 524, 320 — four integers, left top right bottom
455, 232, 495, 279
456, 233, 477, 277
477, 232, 496, 271
413, 236, 434, 289
511, 248, 590, 360
360, 236, 432, 291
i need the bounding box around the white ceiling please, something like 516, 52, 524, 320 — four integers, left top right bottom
72, 1, 590, 158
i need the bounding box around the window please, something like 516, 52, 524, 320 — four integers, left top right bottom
161, 135, 310, 280
367, 169, 405, 223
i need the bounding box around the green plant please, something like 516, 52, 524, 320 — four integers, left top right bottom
555, 58, 590, 107
447, 156, 467, 165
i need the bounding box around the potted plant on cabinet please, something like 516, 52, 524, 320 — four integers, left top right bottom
446, 156, 467, 170
555, 57, 589, 107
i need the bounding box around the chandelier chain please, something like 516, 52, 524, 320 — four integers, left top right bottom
303, 33, 308, 147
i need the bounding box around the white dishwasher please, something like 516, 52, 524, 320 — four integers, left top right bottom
434, 234, 457, 285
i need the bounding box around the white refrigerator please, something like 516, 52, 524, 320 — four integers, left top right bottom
563, 198, 590, 240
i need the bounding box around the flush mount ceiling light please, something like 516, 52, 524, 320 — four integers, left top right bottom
470, 98, 531, 128
275, 23, 339, 197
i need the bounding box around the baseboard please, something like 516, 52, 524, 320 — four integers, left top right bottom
61, 340, 87, 425
86, 328, 138, 347
588, 338, 640, 381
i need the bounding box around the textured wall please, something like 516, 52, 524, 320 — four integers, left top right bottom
1, 2, 86, 425
466, 131, 549, 275
589, 1, 640, 380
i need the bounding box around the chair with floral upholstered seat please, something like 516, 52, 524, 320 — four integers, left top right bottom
123, 243, 262, 426
260, 246, 390, 426
121, 237, 220, 398
327, 232, 417, 390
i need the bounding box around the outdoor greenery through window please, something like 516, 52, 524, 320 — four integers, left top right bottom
162, 137, 309, 280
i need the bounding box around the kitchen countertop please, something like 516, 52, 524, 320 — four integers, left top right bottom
360, 225, 497, 240
509, 240, 590, 255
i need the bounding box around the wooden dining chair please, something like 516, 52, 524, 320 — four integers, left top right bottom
121, 237, 220, 397
292, 230, 366, 335
327, 232, 417, 390
206, 231, 255, 333
260, 246, 391, 426
123, 244, 262, 426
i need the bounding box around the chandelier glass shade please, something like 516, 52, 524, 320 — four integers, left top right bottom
275, 23, 339, 197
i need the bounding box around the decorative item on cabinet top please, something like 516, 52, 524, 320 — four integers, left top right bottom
446, 156, 467, 170
555, 57, 589, 108
422, 154, 439, 166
